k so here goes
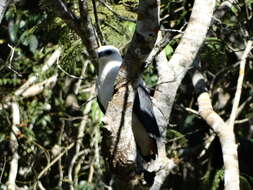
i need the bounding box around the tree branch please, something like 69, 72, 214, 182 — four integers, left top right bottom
102, 0, 160, 183
228, 40, 252, 128
51, 0, 99, 70
0, 0, 11, 24
6, 102, 20, 190
154, 0, 216, 122
14, 48, 61, 97
191, 69, 240, 190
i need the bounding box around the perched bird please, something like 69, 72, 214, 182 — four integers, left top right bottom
96, 45, 160, 161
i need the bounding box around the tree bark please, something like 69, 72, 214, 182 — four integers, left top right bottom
0, 0, 11, 24
102, 0, 160, 186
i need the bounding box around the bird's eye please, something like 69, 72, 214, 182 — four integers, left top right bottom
98, 49, 115, 58
104, 50, 113, 56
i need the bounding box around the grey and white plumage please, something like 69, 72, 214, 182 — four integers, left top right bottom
96, 45, 160, 160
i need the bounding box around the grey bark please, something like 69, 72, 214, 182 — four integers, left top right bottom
102, 0, 161, 187
0, 0, 11, 24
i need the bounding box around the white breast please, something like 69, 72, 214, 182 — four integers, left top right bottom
96, 61, 121, 110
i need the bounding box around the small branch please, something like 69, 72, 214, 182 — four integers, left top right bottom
7, 102, 20, 190
35, 142, 75, 185
68, 84, 95, 189
51, 0, 82, 36
68, 150, 87, 190
52, 0, 99, 70
78, 0, 99, 70
7, 44, 22, 77
98, 0, 136, 23
0, 156, 6, 183
74, 59, 89, 94
88, 164, 94, 183
21, 74, 58, 98
145, 32, 171, 67
56, 58, 88, 80
91, 0, 106, 45
14, 48, 61, 97
229, 40, 252, 129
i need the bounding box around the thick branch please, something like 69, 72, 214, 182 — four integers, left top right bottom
103, 0, 160, 180
52, 0, 99, 69
191, 70, 239, 190
154, 0, 216, 122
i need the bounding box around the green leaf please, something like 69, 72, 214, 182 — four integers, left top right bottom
211, 169, 224, 190
9, 22, 18, 42
29, 35, 38, 53
0, 134, 5, 142
20, 31, 29, 46
22, 127, 35, 139
240, 175, 252, 190
124, 22, 136, 33
164, 44, 173, 56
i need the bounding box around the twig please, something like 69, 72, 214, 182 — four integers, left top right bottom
38, 181, 46, 190
91, 0, 105, 45
68, 150, 87, 190
57, 121, 65, 187
98, 0, 136, 23
145, 32, 171, 67
74, 58, 89, 94
36, 143, 75, 181
229, 40, 252, 128
0, 156, 6, 183
56, 57, 88, 80
6, 44, 22, 77
160, 28, 184, 34
68, 85, 95, 189
88, 164, 94, 183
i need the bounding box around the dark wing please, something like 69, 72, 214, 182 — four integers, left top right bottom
97, 97, 106, 114
133, 83, 160, 137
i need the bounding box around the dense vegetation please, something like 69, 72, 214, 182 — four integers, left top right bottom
0, 0, 252, 189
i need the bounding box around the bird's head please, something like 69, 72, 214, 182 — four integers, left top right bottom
97, 45, 122, 65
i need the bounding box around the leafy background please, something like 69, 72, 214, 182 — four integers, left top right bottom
0, 0, 253, 189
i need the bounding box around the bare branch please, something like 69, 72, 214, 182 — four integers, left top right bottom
91, 0, 106, 45
154, 0, 216, 122
14, 48, 61, 97
21, 74, 58, 98
34, 142, 75, 189
78, 0, 99, 69
6, 102, 20, 190
229, 40, 252, 128
191, 69, 240, 190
